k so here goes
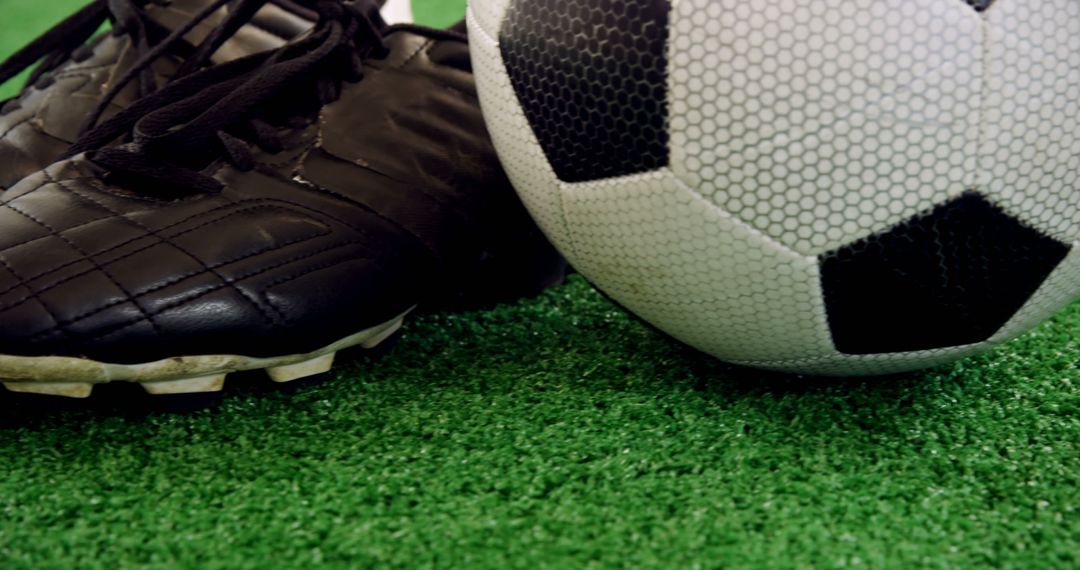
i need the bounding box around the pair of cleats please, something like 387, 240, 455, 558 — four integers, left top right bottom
0, 0, 565, 409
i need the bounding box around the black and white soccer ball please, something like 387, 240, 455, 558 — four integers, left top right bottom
467, 0, 1080, 375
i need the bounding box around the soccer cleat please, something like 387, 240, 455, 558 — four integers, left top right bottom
0, 2, 564, 401
0, 0, 412, 191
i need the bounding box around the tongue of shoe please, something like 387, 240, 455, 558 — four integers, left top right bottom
77, 0, 321, 138
147, 0, 317, 65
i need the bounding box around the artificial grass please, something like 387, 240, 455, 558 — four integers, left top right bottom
1, 2, 1079, 568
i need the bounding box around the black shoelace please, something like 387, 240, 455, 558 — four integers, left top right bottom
67, 0, 388, 198
0, 0, 287, 135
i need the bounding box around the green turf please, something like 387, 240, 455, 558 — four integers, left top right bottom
1, 2, 1079, 568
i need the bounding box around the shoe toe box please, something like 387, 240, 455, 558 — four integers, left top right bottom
0, 165, 422, 364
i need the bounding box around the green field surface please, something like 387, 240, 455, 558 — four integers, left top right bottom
1, 1, 1078, 568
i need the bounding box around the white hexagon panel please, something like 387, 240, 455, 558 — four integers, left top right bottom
468, 0, 1080, 375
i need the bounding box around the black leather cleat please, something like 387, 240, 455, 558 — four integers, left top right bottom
0, 3, 565, 400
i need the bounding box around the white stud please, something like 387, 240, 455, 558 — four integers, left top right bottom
266, 353, 336, 383
4, 381, 95, 398
141, 374, 226, 395
360, 318, 404, 349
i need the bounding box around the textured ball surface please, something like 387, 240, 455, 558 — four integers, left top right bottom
468, 0, 1080, 375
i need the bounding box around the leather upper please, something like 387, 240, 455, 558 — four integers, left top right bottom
0, 29, 562, 363
0, 0, 308, 189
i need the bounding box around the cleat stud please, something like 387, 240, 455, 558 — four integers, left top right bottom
3, 382, 94, 399
267, 353, 335, 384
274, 372, 332, 394
359, 329, 403, 359
360, 318, 404, 349
142, 374, 226, 396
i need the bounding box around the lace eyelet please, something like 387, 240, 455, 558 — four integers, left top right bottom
34, 75, 56, 90
71, 45, 95, 63
0, 100, 21, 116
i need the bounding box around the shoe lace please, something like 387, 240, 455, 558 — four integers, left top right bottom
67, 0, 388, 198
0, 0, 288, 136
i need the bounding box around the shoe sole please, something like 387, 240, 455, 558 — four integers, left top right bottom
0, 308, 413, 399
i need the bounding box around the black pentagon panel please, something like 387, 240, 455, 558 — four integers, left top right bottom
963, 0, 997, 12
821, 192, 1070, 355
500, 0, 670, 183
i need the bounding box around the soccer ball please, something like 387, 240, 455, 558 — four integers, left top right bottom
379, 0, 414, 25
467, 0, 1080, 375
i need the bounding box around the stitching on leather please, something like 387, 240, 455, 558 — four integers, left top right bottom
0, 246, 66, 338
219, 170, 397, 271
25, 124, 74, 145
0, 113, 34, 140
0, 201, 248, 300
4, 194, 163, 338
261, 256, 361, 292
0, 174, 49, 201
0, 205, 115, 255
53, 177, 287, 329
261, 256, 374, 322
2, 216, 330, 319
0, 198, 328, 307
28, 228, 337, 334
395, 38, 432, 70
33, 240, 369, 342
